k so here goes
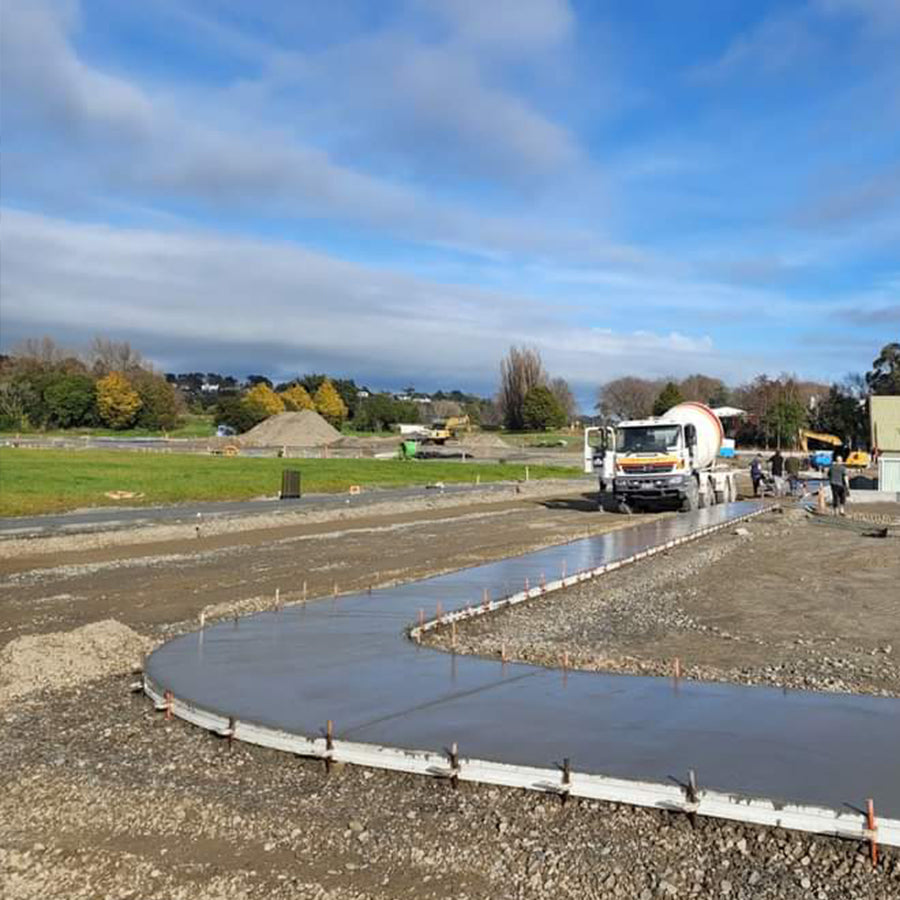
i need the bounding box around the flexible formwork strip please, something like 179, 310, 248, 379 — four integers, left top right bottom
145, 502, 900, 850
143, 676, 900, 848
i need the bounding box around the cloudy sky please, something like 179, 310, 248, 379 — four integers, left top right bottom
1, 0, 897, 405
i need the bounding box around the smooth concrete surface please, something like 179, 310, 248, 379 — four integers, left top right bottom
146, 502, 900, 817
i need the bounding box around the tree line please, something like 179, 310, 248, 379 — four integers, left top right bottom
593, 341, 899, 449
0, 338, 182, 432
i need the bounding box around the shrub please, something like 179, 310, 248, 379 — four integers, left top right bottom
43, 374, 97, 428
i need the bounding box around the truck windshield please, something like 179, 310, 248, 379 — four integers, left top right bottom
616, 425, 681, 453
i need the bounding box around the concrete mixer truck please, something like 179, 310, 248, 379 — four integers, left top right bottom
583, 402, 738, 513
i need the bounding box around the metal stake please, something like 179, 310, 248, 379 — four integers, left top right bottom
325, 719, 334, 773
450, 741, 459, 789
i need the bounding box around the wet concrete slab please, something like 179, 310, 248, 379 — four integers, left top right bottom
146, 502, 900, 816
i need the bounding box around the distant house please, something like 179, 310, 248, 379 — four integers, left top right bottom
200, 382, 220, 394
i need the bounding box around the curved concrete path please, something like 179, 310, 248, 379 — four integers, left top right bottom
145, 502, 900, 845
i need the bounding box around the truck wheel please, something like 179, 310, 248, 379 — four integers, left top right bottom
715, 489, 726, 505
680, 489, 697, 512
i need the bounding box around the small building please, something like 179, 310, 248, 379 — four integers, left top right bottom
871, 396, 900, 492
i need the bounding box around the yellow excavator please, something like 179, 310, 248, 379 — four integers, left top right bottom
426, 415, 472, 445
798, 430, 870, 469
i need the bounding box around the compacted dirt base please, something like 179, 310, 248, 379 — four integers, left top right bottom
2, 494, 899, 899
437, 507, 900, 697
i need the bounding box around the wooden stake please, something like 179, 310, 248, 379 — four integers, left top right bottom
867, 798, 878, 867
451, 620, 457, 648
302, 580, 308, 602
501, 643, 507, 663
674, 657, 682, 679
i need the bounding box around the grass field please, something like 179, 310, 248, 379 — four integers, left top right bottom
2, 413, 217, 440
0, 448, 579, 516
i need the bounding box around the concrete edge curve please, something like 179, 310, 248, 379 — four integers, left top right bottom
143, 504, 900, 851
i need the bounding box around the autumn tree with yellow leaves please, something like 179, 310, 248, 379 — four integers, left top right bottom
314, 378, 348, 426
280, 384, 315, 412
96, 371, 142, 429
244, 382, 285, 417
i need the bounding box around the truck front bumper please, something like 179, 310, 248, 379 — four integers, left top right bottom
613, 475, 689, 501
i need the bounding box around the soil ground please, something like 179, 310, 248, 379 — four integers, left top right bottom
2, 492, 898, 899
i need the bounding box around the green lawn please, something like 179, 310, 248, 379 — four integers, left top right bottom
2, 413, 217, 440
0, 448, 578, 517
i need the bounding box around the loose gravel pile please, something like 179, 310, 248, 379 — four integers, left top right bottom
0, 620, 151, 706
1, 673, 896, 899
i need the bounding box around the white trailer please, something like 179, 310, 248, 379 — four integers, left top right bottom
584, 402, 738, 513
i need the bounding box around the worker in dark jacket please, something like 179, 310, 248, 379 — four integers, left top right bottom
769, 450, 784, 477
785, 455, 802, 496
827, 456, 850, 516
769, 450, 785, 495
750, 455, 764, 497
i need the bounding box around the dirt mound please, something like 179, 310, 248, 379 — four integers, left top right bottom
461, 432, 511, 449
240, 410, 341, 447
0, 620, 151, 705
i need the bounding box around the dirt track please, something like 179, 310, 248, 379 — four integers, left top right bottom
2, 492, 898, 899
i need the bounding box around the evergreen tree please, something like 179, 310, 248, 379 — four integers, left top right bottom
43, 374, 97, 428
522, 385, 566, 430
653, 382, 684, 416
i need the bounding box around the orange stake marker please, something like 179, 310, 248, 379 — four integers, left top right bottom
868, 798, 878, 867
674, 657, 682, 679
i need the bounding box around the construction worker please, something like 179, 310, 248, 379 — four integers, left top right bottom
827, 455, 850, 516
750, 454, 764, 497
769, 449, 785, 495
785, 454, 802, 496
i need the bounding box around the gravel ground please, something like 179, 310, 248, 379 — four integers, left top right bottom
3, 497, 899, 898
430, 507, 900, 698
2, 673, 897, 900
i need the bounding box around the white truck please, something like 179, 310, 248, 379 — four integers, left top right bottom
584, 402, 738, 513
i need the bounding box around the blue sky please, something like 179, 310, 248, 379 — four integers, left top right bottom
1, 0, 897, 406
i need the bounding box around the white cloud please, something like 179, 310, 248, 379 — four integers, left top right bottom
419, 0, 574, 51
0, 0, 617, 265
0, 209, 727, 393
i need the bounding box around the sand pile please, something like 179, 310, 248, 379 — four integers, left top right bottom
240, 410, 341, 447
460, 432, 511, 449
0, 620, 152, 705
